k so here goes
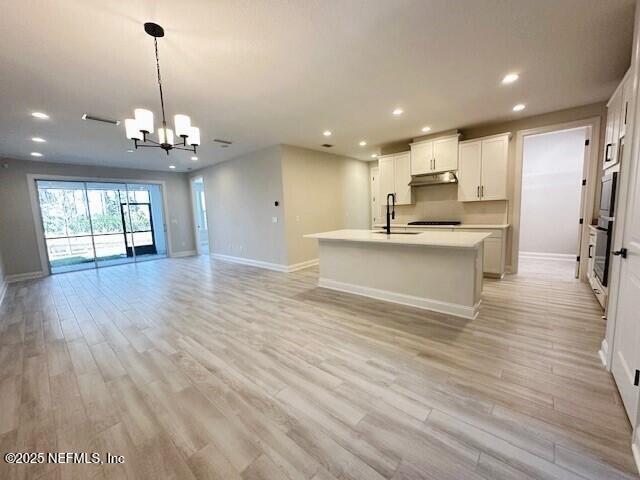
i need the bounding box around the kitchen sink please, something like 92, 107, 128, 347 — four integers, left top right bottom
373, 231, 422, 235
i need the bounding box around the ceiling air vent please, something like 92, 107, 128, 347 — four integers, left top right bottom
322, 144, 333, 148
81, 113, 120, 125
213, 138, 232, 148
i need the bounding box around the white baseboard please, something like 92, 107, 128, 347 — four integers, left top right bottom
632, 440, 640, 477
211, 254, 319, 273
211, 253, 289, 272
287, 258, 319, 272
318, 277, 480, 320
171, 250, 197, 258
599, 339, 609, 369
519, 252, 576, 262
6, 271, 45, 283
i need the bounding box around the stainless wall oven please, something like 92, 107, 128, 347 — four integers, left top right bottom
594, 172, 618, 287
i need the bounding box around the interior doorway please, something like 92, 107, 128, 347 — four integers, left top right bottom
191, 176, 209, 255
35, 180, 167, 274
518, 126, 590, 278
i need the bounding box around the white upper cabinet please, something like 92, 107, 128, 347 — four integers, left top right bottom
458, 141, 482, 201
377, 152, 413, 206
457, 133, 510, 202
394, 152, 412, 205
603, 69, 629, 171
410, 135, 458, 175
433, 136, 459, 173
410, 141, 433, 175
479, 135, 509, 201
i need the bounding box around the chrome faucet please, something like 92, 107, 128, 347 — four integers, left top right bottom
384, 193, 395, 234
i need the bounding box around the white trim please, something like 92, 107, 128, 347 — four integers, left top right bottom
632, 441, 640, 477
519, 252, 576, 262
26, 173, 176, 276
317, 277, 480, 320
287, 258, 319, 272
0, 278, 7, 306
6, 271, 46, 283
171, 250, 197, 258
211, 253, 289, 272
599, 339, 609, 368
512, 118, 601, 276
189, 175, 209, 256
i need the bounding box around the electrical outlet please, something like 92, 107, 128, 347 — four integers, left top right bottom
272, 216, 278, 223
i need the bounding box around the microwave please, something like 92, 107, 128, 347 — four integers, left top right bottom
599, 172, 618, 220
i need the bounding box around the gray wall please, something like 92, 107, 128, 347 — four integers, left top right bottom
0, 157, 196, 276
281, 145, 370, 265
193, 144, 370, 267
195, 145, 289, 265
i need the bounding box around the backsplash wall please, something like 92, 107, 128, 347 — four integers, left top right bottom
378, 181, 508, 225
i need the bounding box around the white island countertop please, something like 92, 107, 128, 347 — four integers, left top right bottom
373, 223, 510, 230
305, 229, 490, 249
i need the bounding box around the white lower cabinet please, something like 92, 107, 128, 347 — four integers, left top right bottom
375, 226, 508, 277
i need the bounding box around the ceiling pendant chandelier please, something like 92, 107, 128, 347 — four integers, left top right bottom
124, 22, 200, 155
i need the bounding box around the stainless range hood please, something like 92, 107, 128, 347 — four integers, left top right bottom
408, 171, 458, 187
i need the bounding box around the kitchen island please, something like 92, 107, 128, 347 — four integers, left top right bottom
305, 229, 490, 319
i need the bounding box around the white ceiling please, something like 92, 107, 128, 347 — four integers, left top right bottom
0, 0, 634, 172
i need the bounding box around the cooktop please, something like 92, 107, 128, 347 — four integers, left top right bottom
407, 221, 462, 226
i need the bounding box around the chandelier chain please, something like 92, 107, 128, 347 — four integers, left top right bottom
154, 37, 167, 128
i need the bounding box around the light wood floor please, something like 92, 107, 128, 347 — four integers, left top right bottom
0, 256, 637, 480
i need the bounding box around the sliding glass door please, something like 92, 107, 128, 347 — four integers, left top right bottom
36, 180, 167, 274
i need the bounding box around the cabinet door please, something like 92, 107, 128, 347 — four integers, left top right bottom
483, 237, 502, 274
394, 153, 413, 205
480, 135, 508, 200
620, 77, 631, 139
410, 142, 433, 175
604, 90, 622, 169
433, 137, 458, 173
378, 157, 395, 215
458, 141, 482, 202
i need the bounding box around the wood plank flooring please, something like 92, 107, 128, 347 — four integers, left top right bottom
0, 255, 637, 480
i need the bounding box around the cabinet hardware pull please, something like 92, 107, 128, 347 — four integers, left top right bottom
477, 186, 480, 198
481, 185, 484, 197
612, 248, 628, 259
588, 245, 593, 259
605, 143, 612, 162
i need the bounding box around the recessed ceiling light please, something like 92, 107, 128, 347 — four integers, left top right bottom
30, 152, 43, 157
169, 165, 176, 169
392, 108, 403, 116
31, 112, 49, 119
512, 103, 526, 112
127, 149, 134, 153
191, 156, 198, 161
502, 73, 519, 84
31, 137, 46, 143
323, 130, 332, 137
370, 153, 378, 158
421, 126, 431, 133
359, 141, 367, 146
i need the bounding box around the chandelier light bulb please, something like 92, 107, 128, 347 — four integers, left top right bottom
174, 114, 191, 138
125, 119, 142, 140
134, 108, 154, 134
188, 127, 201, 146
158, 127, 174, 145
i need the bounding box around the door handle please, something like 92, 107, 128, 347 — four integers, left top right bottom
612, 248, 628, 258
588, 244, 593, 259
605, 143, 612, 162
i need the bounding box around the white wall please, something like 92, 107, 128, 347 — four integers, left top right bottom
520, 127, 586, 256
0, 157, 196, 277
